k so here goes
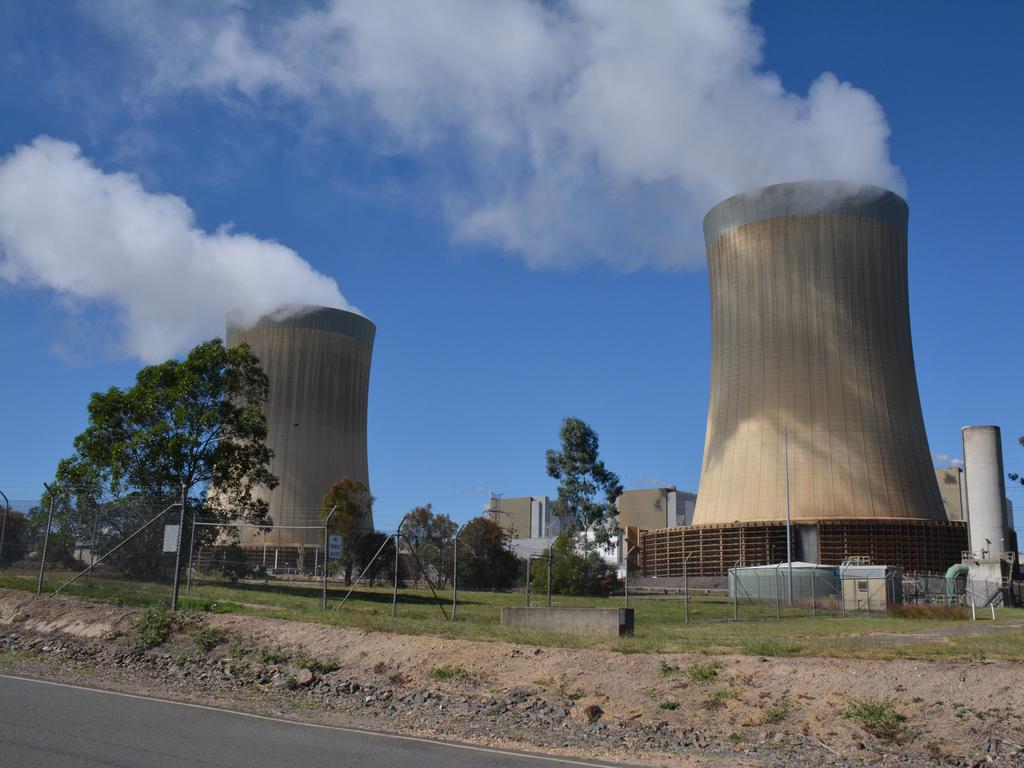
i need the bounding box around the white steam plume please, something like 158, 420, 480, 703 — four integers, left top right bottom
91, 0, 903, 270
0, 136, 350, 362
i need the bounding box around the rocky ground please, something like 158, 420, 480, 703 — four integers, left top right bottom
1, 589, 1022, 767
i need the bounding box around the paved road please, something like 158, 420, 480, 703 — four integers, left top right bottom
0, 675, 617, 767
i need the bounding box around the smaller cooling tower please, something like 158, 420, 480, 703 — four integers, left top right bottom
961, 425, 1010, 558
227, 306, 375, 549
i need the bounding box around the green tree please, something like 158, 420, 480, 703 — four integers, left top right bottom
402, 504, 457, 587
545, 416, 623, 549
48, 339, 278, 576
456, 516, 521, 591
321, 477, 374, 585
531, 534, 621, 596
352, 531, 394, 587
0, 509, 29, 567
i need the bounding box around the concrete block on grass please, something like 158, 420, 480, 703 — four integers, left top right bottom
500, 607, 634, 637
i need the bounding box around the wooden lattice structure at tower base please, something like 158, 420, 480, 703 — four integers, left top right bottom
816, 520, 967, 574
640, 520, 968, 577
640, 523, 791, 577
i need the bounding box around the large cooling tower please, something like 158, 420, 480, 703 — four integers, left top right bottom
227, 306, 375, 548
693, 181, 945, 526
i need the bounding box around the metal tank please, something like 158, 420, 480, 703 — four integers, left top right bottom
227, 306, 375, 548
961, 425, 1009, 558
693, 181, 945, 525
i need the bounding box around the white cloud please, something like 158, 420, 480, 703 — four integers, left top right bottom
89, 0, 903, 270
0, 136, 350, 362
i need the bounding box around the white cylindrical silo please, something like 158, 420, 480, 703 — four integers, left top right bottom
961, 425, 1009, 558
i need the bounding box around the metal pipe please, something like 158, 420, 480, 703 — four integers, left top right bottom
170, 484, 187, 610
36, 484, 56, 596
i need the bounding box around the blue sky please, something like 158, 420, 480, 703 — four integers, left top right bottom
0, 2, 1021, 531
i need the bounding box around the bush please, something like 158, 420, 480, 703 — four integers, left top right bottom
137, 607, 178, 648
686, 661, 720, 683
532, 535, 621, 597
293, 651, 339, 675
843, 697, 907, 741
190, 626, 228, 652
428, 664, 466, 681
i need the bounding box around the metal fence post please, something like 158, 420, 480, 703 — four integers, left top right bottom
546, 552, 552, 607
186, 512, 198, 597
452, 523, 467, 621
810, 567, 816, 618
682, 551, 693, 624
732, 559, 740, 621
392, 532, 400, 617
775, 564, 782, 620
170, 484, 187, 610
36, 484, 55, 596
0, 488, 10, 568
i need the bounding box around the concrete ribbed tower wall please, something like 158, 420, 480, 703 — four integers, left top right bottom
693, 181, 945, 525
227, 306, 375, 549
961, 425, 1011, 559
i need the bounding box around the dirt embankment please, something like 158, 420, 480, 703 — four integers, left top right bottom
1, 589, 1022, 767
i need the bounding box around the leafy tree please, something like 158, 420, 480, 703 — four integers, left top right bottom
352, 531, 395, 587
45, 339, 278, 578
455, 516, 521, 591
0, 509, 29, 566
321, 477, 375, 585
531, 534, 621, 596
545, 416, 623, 549
402, 504, 457, 587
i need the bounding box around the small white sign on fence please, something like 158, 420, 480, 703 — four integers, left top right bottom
327, 534, 342, 558
163, 525, 180, 553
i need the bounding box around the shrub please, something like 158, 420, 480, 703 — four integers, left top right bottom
843, 697, 907, 742
686, 661, 720, 683
293, 651, 340, 675
190, 627, 228, 652
658, 660, 679, 677
258, 646, 288, 664
761, 699, 790, 723
428, 664, 466, 681
658, 700, 680, 711
136, 607, 178, 648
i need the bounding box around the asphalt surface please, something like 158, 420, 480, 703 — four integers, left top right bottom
0, 675, 618, 768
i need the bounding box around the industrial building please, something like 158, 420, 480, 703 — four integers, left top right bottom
226, 306, 375, 559
616, 488, 695, 530
642, 181, 968, 577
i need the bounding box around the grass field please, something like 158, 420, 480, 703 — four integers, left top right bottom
3, 569, 1022, 661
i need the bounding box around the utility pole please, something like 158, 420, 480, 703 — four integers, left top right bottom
170, 483, 187, 611
451, 523, 467, 621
